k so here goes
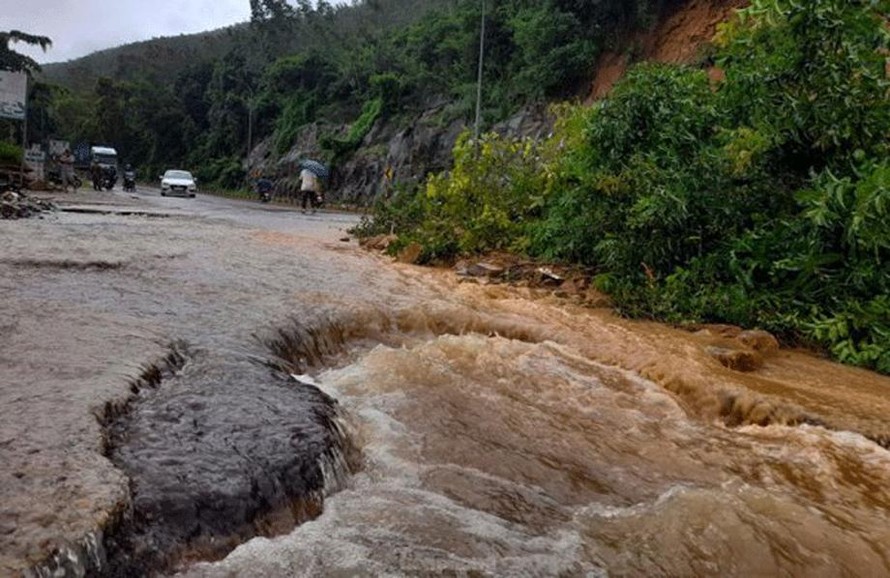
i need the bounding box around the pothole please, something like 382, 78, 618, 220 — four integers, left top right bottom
59, 207, 173, 218
0, 258, 127, 271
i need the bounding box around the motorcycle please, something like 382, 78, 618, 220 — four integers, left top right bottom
123, 171, 137, 192
47, 166, 82, 189
255, 178, 273, 203
100, 166, 117, 191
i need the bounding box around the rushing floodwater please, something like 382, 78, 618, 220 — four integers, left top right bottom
3, 193, 890, 577
174, 294, 890, 577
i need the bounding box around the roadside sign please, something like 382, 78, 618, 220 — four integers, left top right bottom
0, 71, 28, 120
24, 147, 45, 163
24, 145, 46, 180
48, 139, 70, 157
24, 145, 46, 181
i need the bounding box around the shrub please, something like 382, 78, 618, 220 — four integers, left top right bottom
530, 64, 732, 275
0, 141, 22, 165
320, 97, 382, 159
274, 94, 318, 155
415, 130, 553, 261
194, 156, 245, 189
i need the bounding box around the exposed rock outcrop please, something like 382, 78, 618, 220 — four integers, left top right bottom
251, 102, 555, 209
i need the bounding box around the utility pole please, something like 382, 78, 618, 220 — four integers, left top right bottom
245, 87, 256, 187
473, 0, 486, 152
246, 95, 254, 162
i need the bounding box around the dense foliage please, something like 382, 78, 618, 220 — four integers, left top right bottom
365, 0, 890, 373
25, 0, 662, 182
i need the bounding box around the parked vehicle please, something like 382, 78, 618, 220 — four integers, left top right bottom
159, 169, 197, 197
46, 165, 82, 189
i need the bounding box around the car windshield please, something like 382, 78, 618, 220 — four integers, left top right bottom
94, 155, 117, 165
164, 170, 193, 180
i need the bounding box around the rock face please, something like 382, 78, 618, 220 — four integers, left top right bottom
250, 103, 555, 208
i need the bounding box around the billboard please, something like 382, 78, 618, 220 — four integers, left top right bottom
24, 145, 46, 180
48, 139, 70, 158
0, 71, 28, 120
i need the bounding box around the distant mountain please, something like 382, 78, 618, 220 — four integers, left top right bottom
39, 0, 445, 92
40, 26, 243, 92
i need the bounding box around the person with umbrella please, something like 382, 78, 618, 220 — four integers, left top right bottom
298, 159, 328, 214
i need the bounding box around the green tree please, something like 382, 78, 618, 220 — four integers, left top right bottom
507, 4, 596, 99
92, 77, 130, 146
26, 82, 58, 143
0, 30, 52, 74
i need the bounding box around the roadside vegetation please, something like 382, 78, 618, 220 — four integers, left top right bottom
358, 0, 890, 373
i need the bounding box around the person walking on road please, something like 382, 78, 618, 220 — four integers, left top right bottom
299, 167, 319, 214
90, 161, 102, 191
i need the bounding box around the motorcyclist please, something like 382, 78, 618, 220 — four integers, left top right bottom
123, 164, 136, 191
255, 175, 273, 202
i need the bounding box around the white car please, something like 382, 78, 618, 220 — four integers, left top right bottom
160, 169, 197, 197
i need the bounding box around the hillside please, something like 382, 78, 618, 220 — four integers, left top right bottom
39, 0, 444, 92
40, 28, 241, 92
31, 0, 749, 207
589, 0, 748, 100
292, 0, 751, 205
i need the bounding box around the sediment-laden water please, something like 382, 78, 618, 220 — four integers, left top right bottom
3, 196, 890, 577
173, 296, 890, 577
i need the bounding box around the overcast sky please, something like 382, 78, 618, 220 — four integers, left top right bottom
5, 1, 340, 65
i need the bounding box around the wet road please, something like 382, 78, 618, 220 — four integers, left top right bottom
3, 186, 890, 577
104, 185, 363, 234
1, 187, 365, 576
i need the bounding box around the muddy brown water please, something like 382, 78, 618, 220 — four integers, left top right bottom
2, 192, 890, 577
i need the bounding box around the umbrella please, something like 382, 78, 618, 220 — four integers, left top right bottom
299, 159, 329, 179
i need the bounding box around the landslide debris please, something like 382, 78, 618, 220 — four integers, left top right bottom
0, 191, 56, 219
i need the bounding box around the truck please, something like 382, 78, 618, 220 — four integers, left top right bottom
90, 145, 119, 190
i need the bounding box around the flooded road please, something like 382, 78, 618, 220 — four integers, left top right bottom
2, 188, 890, 577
